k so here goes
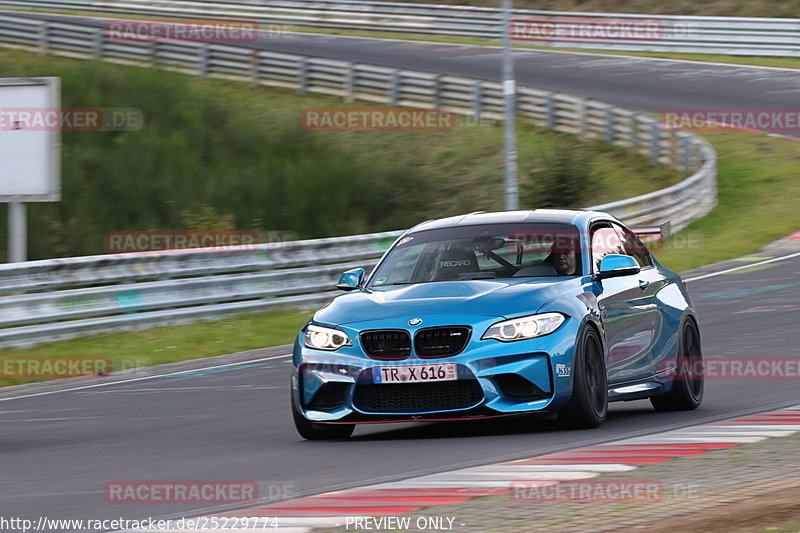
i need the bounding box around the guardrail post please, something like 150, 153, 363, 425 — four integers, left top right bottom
433, 75, 442, 108
692, 139, 702, 170
546, 93, 556, 131
198, 43, 209, 77
297, 57, 308, 94
93, 28, 104, 59
344, 62, 355, 103
679, 135, 691, 171
250, 50, 260, 86
472, 81, 482, 122
578, 99, 587, 141
389, 70, 400, 106
39, 21, 48, 55
150, 41, 159, 67
605, 107, 615, 145
651, 122, 661, 165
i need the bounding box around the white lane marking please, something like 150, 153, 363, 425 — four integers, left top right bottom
665, 426, 797, 437
684, 250, 800, 282
0, 354, 292, 403
474, 464, 636, 472
714, 425, 800, 430
612, 436, 767, 444
413, 471, 599, 481
366, 480, 560, 489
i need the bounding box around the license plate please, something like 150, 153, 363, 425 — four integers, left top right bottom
373, 363, 457, 384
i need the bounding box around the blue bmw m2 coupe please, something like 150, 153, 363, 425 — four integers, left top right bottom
291, 210, 703, 439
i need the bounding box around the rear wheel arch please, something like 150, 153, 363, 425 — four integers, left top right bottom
650, 315, 703, 412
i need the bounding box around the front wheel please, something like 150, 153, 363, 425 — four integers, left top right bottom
556, 326, 608, 429
292, 395, 355, 440
651, 318, 704, 412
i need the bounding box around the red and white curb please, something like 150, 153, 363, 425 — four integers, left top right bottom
129, 405, 800, 532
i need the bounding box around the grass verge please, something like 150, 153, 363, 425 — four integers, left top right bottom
654, 130, 800, 271
0, 308, 309, 387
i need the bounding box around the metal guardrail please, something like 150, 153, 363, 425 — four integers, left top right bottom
0, 0, 798, 56
0, 14, 716, 348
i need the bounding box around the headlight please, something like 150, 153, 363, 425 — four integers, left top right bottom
304, 324, 352, 351
482, 313, 565, 342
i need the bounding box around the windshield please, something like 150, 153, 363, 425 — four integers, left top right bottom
369, 223, 582, 287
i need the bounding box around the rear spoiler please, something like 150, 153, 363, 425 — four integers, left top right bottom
632, 221, 672, 245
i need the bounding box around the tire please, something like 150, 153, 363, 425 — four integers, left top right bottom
651, 318, 704, 412
556, 326, 608, 429
292, 395, 355, 440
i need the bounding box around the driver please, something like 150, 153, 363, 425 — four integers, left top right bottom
544, 237, 578, 276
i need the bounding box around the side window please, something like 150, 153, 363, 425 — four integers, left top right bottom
612, 224, 654, 268
591, 224, 625, 272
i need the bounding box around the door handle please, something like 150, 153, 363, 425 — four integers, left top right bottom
639, 280, 650, 291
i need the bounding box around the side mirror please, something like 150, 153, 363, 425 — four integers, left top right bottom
337, 268, 365, 291
597, 254, 640, 280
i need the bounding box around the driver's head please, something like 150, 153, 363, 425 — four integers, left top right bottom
553, 249, 576, 275
550, 237, 578, 276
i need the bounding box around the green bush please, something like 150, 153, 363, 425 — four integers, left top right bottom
521, 148, 599, 208
0, 57, 414, 259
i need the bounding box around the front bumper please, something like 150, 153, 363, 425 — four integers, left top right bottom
292, 314, 580, 424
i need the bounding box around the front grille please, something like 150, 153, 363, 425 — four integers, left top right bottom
353, 380, 484, 413
360, 330, 411, 360
414, 326, 471, 358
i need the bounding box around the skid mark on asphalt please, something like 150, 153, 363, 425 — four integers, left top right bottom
721, 264, 779, 275
0, 354, 292, 402
164, 363, 271, 377
693, 282, 800, 301
0, 416, 106, 423
736, 305, 800, 314
74, 384, 278, 394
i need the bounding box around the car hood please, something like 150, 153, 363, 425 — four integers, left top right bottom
315, 279, 571, 326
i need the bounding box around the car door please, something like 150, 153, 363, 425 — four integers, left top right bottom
591, 222, 656, 384
611, 222, 667, 377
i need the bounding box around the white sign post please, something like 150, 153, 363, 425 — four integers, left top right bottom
0, 77, 61, 262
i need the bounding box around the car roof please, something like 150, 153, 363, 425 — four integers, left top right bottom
408, 209, 616, 233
